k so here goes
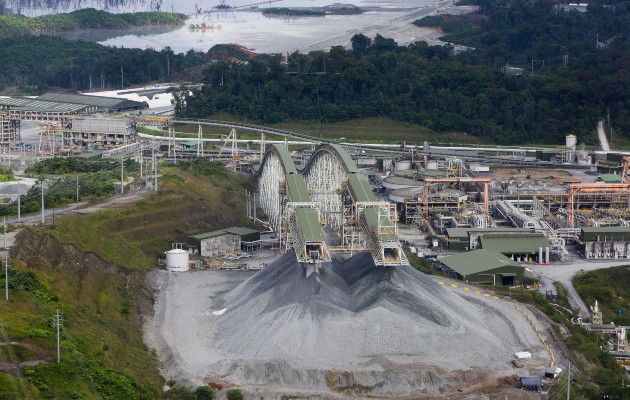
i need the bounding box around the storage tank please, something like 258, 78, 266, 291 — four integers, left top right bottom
165, 249, 189, 272
565, 134, 577, 150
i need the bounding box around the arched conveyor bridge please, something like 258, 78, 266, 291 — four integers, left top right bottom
255, 143, 408, 267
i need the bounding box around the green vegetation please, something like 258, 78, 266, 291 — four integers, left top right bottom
226, 388, 243, 400
51, 163, 254, 270
178, 0, 630, 146
0, 158, 138, 217
0, 35, 205, 90
493, 282, 629, 398
262, 8, 325, 16
0, 9, 186, 39
0, 163, 254, 398
574, 265, 630, 326
0, 164, 15, 182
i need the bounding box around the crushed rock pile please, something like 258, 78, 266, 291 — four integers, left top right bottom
205, 252, 540, 396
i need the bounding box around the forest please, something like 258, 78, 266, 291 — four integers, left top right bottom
0, 35, 205, 90
176, 0, 630, 145
0, 8, 185, 39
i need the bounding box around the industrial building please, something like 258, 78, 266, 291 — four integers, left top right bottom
577, 226, 630, 259
0, 93, 144, 150
479, 233, 551, 263
37, 92, 146, 112
445, 227, 532, 251
436, 249, 526, 285
61, 118, 134, 151
188, 227, 260, 257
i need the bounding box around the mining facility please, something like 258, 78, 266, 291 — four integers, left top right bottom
3, 90, 630, 270
3, 90, 630, 396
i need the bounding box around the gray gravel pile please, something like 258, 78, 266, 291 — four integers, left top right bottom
202, 251, 543, 395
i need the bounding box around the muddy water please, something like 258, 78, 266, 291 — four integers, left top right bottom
9, 0, 437, 53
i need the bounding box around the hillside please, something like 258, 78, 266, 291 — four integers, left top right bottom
0, 163, 254, 399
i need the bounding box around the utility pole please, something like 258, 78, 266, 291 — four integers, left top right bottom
120, 157, 124, 194
152, 148, 157, 192
40, 180, 45, 224
3, 217, 6, 249
4, 252, 8, 301
17, 189, 21, 223
54, 309, 62, 363
76, 176, 80, 202
567, 362, 571, 400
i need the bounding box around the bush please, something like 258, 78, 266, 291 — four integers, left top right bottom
226, 389, 243, 400
194, 386, 214, 400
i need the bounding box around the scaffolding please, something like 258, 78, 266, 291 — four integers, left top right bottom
38, 122, 61, 157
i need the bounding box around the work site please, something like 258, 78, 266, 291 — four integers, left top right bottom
1, 90, 629, 398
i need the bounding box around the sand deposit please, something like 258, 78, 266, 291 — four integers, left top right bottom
144, 252, 550, 397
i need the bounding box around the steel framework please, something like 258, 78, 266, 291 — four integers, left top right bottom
567, 183, 630, 228
622, 156, 630, 184
422, 177, 490, 217
303, 151, 345, 230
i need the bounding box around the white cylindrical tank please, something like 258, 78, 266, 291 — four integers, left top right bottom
426, 160, 438, 170
566, 134, 577, 150
166, 249, 189, 272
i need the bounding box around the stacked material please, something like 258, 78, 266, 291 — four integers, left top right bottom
200, 252, 543, 395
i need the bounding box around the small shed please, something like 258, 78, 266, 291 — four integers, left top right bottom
188, 227, 260, 257
520, 376, 542, 391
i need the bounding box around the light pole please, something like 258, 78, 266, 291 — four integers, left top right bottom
40, 179, 45, 224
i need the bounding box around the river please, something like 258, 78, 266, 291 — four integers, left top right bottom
4, 0, 443, 53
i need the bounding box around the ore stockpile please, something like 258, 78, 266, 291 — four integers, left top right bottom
203, 252, 544, 395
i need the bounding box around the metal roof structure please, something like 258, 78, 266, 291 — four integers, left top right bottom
285, 174, 311, 203
440, 249, 523, 277
296, 208, 325, 242
597, 173, 622, 183
273, 144, 298, 174
581, 226, 630, 241
328, 144, 358, 173
191, 227, 259, 240
38, 92, 145, 111
445, 227, 531, 239
0, 97, 89, 113
347, 174, 376, 202
480, 234, 550, 254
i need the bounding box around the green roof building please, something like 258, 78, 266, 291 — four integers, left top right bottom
596, 174, 622, 183
578, 226, 630, 259
438, 249, 525, 285
188, 227, 260, 257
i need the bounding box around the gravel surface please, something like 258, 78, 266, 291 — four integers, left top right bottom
145, 252, 551, 396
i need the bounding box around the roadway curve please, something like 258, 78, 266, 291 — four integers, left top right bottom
597, 119, 611, 151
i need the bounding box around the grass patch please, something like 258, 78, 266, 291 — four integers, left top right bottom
0, 165, 255, 398
574, 265, 630, 326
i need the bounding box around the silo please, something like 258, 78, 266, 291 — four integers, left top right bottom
565, 134, 577, 163
165, 249, 190, 272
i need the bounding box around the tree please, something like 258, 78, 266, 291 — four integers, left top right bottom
350, 33, 371, 55
226, 388, 243, 400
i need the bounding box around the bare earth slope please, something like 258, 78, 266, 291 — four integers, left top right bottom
146, 252, 548, 396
